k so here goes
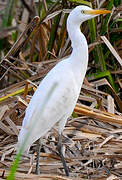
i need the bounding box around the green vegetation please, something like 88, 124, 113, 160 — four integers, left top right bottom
0, 0, 121, 92
0, 1, 121, 179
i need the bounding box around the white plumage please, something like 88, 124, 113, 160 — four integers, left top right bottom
17, 5, 111, 156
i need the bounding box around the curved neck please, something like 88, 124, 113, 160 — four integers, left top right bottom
67, 17, 88, 65
66, 17, 89, 86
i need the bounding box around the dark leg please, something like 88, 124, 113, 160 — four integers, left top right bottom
57, 134, 69, 176
35, 138, 41, 175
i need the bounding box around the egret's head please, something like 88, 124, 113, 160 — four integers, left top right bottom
68, 5, 111, 25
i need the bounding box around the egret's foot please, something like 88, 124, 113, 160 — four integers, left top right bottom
35, 138, 41, 175
57, 134, 69, 176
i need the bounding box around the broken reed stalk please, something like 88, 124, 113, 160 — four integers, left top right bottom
74, 104, 122, 125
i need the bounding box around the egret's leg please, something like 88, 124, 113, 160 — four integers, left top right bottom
35, 138, 41, 175
57, 134, 69, 176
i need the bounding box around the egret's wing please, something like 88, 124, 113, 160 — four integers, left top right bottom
18, 60, 79, 152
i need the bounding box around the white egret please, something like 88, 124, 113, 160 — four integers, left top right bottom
17, 5, 111, 176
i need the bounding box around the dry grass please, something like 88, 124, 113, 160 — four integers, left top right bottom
0, 0, 122, 179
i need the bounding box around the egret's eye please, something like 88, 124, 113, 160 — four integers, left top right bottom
81, 10, 85, 14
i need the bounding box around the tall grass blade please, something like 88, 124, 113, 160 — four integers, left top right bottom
100, 0, 113, 35
2, 0, 17, 28
7, 82, 58, 180
57, 14, 68, 56
47, 13, 62, 59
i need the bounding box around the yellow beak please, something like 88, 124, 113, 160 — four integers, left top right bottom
84, 9, 111, 15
